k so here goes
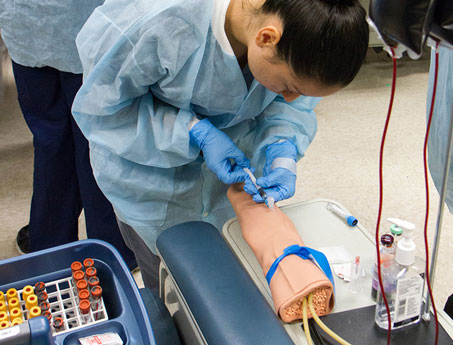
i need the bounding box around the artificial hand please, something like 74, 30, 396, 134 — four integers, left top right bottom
244, 140, 297, 203
190, 118, 250, 184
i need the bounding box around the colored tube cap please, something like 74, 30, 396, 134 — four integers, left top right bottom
91, 286, 102, 297
83, 258, 94, 268
9, 307, 22, 319
6, 288, 17, 300
34, 282, 46, 293
37, 291, 48, 303
22, 285, 34, 300
85, 267, 97, 278
29, 306, 41, 318
8, 297, 20, 310
0, 301, 6, 312
53, 317, 64, 329
26, 294, 38, 309
79, 300, 91, 314
88, 276, 100, 287
43, 310, 52, 322
346, 215, 358, 227
11, 318, 23, 326
78, 289, 90, 301
0, 311, 8, 321
73, 270, 85, 281
77, 280, 88, 291
71, 261, 83, 272
0, 320, 10, 329
39, 301, 50, 312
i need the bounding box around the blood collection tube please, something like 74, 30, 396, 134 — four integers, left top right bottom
0, 301, 6, 313
79, 300, 91, 325
21, 285, 34, 302
72, 270, 85, 286
28, 306, 41, 319
90, 286, 102, 313
8, 297, 20, 311
39, 301, 50, 314
83, 258, 94, 270
37, 291, 48, 305
87, 276, 100, 290
26, 294, 38, 310
0, 291, 4, 301
85, 267, 97, 280
0, 311, 8, 322
34, 282, 46, 296
76, 279, 88, 293
11, 318, 23, 326
6, 288, 18, 301
43, 310, 52, 325
53, 317, 64, 332
71, 261, 83, 273
0, 320, 10, 329
9, 307, 22, 321
78, 289, 90, 302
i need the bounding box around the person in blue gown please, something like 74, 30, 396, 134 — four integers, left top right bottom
72, 0, 369, 288
0, 0, 137, 269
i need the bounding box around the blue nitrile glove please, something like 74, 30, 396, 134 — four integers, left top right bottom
190, 118, 250, 184
244, 140, 297, 203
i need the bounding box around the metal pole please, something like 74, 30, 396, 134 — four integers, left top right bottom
423, 101, 453, 320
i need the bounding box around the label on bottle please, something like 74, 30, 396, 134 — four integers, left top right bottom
394, 274, 424, 324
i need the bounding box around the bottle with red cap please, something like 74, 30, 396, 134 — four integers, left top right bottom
33, 282, 46, 295
71, 261, 83, 273
72, 270, 85, 295
79, 300, 91, 325
90, 286, 103, 315
87, 276, 100, 290
78, 289, 90, 302
85, 267, 97, 280
83, 258, 94, 270
53, 317, 64, 332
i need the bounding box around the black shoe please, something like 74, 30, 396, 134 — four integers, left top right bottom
16, 225, 30, 254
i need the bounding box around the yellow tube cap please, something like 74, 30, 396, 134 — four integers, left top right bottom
26, 294, 38, 310
6, 288, 17, 301
22, 285, 34, 301
11, 318, 23, 326
9, 307, 22, 321
28, 306, 41, 319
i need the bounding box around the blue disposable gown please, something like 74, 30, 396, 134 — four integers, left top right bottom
72, 0, 320, 252
427, 46, 453, 212
0, 0, 104, 73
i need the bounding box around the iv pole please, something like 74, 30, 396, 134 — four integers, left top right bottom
423, 96, 453, 321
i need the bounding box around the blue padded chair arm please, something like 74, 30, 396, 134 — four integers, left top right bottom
156, 221, 294, 345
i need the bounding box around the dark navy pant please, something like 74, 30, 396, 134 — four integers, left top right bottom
12, 61, 137, 269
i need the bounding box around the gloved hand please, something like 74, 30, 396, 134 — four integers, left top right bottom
190, 118, 250, 184
244, 140, 297, 203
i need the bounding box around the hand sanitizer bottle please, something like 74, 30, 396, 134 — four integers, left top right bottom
375, 219, 424, 330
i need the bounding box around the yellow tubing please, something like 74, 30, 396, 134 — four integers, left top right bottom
302, 298, 314, 345
308, 294, 352, 345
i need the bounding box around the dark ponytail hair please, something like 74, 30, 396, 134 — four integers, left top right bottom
260, 0, 369, 86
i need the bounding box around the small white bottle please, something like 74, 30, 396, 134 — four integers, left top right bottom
375, 220, 424, 330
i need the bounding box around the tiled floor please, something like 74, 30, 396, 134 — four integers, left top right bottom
1, 48, 452, 312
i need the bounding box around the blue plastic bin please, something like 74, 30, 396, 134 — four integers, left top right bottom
0, 239, 156, 345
